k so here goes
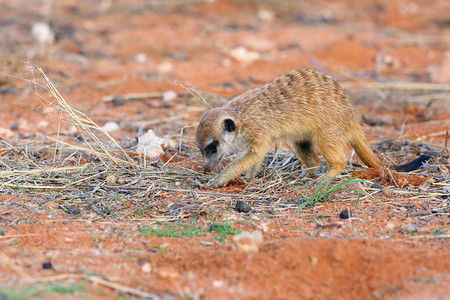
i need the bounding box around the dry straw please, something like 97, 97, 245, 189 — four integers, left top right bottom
0, 63, 448, 221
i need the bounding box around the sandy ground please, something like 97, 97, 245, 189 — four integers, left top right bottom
0, 0, 449, 299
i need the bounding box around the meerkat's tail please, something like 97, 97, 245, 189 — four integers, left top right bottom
349, 130, 381, 168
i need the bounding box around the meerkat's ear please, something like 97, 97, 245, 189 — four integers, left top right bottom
223, 118, 236, 133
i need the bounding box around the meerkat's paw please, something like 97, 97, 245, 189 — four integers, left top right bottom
205, 176, 225, 189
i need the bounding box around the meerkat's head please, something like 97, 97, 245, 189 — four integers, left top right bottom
196, 108, 237, 172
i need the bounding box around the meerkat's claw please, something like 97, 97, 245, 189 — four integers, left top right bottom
205, 176, 223, 189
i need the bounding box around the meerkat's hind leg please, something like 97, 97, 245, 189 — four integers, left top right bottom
349, 129, 381, 168
315, 139, 346, 183
293, 140, 321, 175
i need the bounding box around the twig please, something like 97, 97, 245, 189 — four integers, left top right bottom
174, 80, 210, 108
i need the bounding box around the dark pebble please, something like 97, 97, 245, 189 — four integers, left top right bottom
371, 182, 384, 190
42, 261, 52, 269
112, 94, 125, 106
10, 123, 19, 130
169, 203, 181, 215
403, 141, 412, 146
339, 209, 352, 219
235, 201, 251, 213
66, 206, 80, 215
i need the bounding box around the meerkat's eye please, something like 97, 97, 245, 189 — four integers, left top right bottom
223, 119, 236, 133
205, 140, 219, 155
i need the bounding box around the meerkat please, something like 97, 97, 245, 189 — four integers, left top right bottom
196, 69, 381, 188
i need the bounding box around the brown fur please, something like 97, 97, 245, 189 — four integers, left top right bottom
196, 69, 380, 188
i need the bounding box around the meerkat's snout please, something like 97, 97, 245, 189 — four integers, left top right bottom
202, 140, 222, 172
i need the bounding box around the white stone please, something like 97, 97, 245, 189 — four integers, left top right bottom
230, 47, 260, 64
37, 120, 49, 128
162, 90, 177, 103
232, 230, 263, 252
101, 121, 120, 132
257, 9, 275, 23
135, 53, 147, 63
141, 262, 152, 273
157, 61, 173, 74
31, 22, 54, 45
137, 129, 168, 158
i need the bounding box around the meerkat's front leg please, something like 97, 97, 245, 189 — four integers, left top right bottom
246, 158, 264, 180
206, 149, 265, 188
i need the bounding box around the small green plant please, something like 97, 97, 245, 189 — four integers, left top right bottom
90, 232, 99, 244
3, 281, 86, 299
209, 219, 240, 242
432, 227, 443, 236
140, 218, 204, 239
293, 176, 366, 211
410, 276, 436, 284
152, 244, 168, 254
373, 281, 400, 298
15, 184, 28, 202
135, 206, 146, 217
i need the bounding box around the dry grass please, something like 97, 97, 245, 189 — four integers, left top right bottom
0, 64, 448, 223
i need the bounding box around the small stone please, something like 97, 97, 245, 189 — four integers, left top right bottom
37, 120, 49, 128
212, 280, 225, 288
66, 206, 80, 215
112, 94, 125, 106
257, 9, 275, 23
31, 22, 54, 45
42, 261, 52, 269
157, 267, 179, 279
106, 175, 117, 185
135, 53, 147, 63
157, 61, 173, 74
266, 208, 275, 215
230, 47, 260, 63
310, 255, 319, 266
235, 201, 251, 213
232, 230, 263, 252
385, 222, 395, 230
162, 90, 177, 104
403, 223, 418, 233
259, 222, 269, 232
371, 182, 384, 190
339, 209, 352, 219
168, 203, 181, 215
136, 129, 168, 158
141, 262, 152, 273
102, 121, 120, 133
